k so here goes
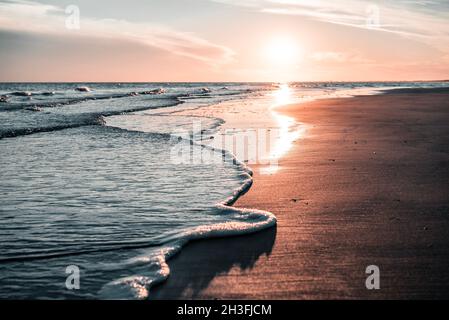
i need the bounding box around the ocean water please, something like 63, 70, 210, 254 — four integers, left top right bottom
0, 81, 448, 299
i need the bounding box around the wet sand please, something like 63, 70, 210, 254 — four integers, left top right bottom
152, 88, 449, 299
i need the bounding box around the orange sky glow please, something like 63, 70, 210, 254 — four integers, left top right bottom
0, 0, 448, 82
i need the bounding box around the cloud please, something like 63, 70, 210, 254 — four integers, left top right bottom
211, 0, 449, 45
0, 0, 234, 65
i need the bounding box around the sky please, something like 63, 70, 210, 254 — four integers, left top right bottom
0, 0, 448, 82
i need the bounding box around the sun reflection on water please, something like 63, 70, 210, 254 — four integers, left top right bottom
261, 84, 305, 174
272, 83, 293, 107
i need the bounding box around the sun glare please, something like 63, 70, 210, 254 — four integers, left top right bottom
264, 37, 301, 66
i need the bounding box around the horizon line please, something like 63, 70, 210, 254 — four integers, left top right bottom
1, 80, 448, 84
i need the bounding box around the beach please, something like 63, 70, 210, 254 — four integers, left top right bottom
2, 0, 449, 303
152, 88, 449, 299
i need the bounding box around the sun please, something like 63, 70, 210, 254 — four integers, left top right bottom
263, 37, 301, 66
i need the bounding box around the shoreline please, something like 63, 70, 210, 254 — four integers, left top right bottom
152, 87, 449, 299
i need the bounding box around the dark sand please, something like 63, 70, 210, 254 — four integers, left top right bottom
152, 88, 449, 299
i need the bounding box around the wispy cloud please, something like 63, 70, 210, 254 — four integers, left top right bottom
0, 0, 234, 65
212, 0, 449, 44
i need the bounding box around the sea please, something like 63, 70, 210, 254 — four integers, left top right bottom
0, 81, 448, 299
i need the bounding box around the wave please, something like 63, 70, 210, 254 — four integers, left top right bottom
0, 98, 182, 139
0, 116, 105, 139
0, 88, 170, 112
0, 123, 276, 300
0, 86, 258, 140
9, 91, 32, 97
97, 128, 276, 299
0, 119, 277, 299
94, 89, 278, 299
